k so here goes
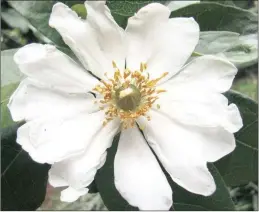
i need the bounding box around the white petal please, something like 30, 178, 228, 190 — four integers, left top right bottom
60, 187, 88, 202
156, 89, 243, 133
146, 109, 237, 163
49, 119, 119, 189
139, 110, 219, 196
85, 1, 126, 71
49, 172, 68, 187
226, 103, 243, 133
8, 78, 98, 122
114, 126, 172, 210
17, 111, 107, 164
166, 55, 237, 93
49, 2, 125, 79
14, 43, 98, 93
125, 3, 199, 81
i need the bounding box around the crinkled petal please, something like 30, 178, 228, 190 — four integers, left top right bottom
17, 111, 107, 164
139, 110, 219, 196
8, 78, 98, 122
13, 43, 97, 93
125, 3, 199, 82
48, 119, 119, 190
49, 2, 125, 79
156, 89, 243, 133
60, 187, 88, 202
165, 55, 237, 93
114, 126, 172, 210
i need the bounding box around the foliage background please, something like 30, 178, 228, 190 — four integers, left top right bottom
1, 0, 258, 211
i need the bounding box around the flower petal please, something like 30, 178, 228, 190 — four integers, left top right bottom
14, 43, 98, 93
48, 119, 119, 190
49, 2, 125, 79
17, 111, 108, 164
125, 3, 199, 81
8, 78, 98, 122
114, 126, 172, 210
84, 1, 126, 71
139, 110, 219, 196
156, 89, 243, 133
165, 55, 237, 93
60, 187, 88, 202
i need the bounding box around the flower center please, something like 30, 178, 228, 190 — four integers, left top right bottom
93, 61, 168, 129
115, 84, 141, 111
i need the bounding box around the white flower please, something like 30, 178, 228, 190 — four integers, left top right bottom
8, 1, 243, 210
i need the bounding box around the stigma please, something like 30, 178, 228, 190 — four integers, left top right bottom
93, 61, 168, 129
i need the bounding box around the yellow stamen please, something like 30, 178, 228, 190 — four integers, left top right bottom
112, 60, 117, 68
92, 61, 168, 129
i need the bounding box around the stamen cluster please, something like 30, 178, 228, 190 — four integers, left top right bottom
93, 61, 168, 129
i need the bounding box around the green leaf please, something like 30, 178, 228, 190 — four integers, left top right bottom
1, 83, 20, 128
1, 48, 23, 86
96, 134, 235, 210
1, 8, 29, 33
7, 1, 86, 58
107, 1, 166, 28
195, 31, 240, 55
223, 33, 257, 69
8, 1, 64, 47
107, 1, 158, 17
201, 0, 254, 10
170, 2, 258, 35
194, 31, 258, 69
1, 123, 50, 210
164, 1, 200, 11
232, 74, 257, 101
87, 180, 99, 193
215, 90, 258, 187
1, 48, 23, 128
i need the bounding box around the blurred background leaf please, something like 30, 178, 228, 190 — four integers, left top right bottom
1, 48, 23, 128
1, 123, 50, 210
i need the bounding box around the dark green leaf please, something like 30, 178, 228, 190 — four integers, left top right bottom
107, 1, 159, 17
87, 180, 99, 194
201, 0, 255, 10
96, 134, 235, 210
215, 90, 258, 187
170, 2, 257, 35
107, 1, 166, 29
1, 123, 50, 210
